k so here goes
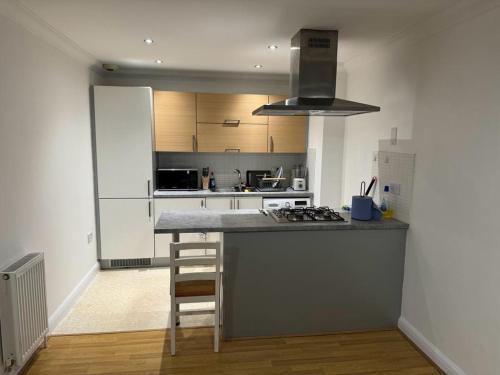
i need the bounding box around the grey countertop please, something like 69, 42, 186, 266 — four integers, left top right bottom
154, 189, 313, 198
155, 209, 409, 234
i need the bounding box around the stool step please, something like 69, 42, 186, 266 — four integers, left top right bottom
175, 280, 215, 297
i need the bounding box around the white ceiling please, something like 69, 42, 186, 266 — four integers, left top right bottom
20, 0, 456, 74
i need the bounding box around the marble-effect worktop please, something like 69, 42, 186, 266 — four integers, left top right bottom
154, 209, 409, 234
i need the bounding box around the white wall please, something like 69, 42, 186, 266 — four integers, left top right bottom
0, 9, 97, 368
307, 71, 347, 208
343, 2, 500, 374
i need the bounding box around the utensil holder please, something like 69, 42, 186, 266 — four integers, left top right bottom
351, 196, 373, 221
202, 176, 209, 190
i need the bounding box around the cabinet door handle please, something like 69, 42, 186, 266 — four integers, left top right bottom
147, 180, 151, 196
201, 199, 204, 208
148, 201, 152, 218
230, 200, 233, 210
223, 119, 240, 126
225, 148, 240, 153
237, 199, 240, 209
270, 136, 274, 153
192, 135, 197, 152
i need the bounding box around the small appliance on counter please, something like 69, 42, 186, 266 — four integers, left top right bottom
292, 178, 306, 191
156, 168, 198, 191
292, 165, 307, 191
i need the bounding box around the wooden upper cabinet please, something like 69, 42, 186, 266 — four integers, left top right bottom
196, 93, 268, 125
197, 123, 267, 153
268, 95, 308, 153
154, 91, 196, 152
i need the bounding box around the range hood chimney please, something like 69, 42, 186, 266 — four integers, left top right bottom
253, 29, 380, 116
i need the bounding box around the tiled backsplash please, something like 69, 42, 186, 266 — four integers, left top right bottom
157, 152, 307, 188
372, 151, 415, 222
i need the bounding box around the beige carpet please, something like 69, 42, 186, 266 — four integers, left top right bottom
52, 267, 214, 335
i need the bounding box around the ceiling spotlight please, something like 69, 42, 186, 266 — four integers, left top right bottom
254, 64, 263, 69
268, 45, 278, 50
144, 38, 154, 45
155, 59, 163, 64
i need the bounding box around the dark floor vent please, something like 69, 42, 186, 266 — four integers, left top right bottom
110, 258, 152, 268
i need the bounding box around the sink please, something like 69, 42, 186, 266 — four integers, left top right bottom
215, 188, 235, 193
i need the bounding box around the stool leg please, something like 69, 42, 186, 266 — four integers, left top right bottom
214, 303, 220, 352
214, 272, 221, 352
170, 297, 176, 355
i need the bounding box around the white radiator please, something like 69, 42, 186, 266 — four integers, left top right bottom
1, 253, 48, 371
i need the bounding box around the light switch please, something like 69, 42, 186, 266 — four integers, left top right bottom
389, 183, 401, 195
87, 232, 93, 244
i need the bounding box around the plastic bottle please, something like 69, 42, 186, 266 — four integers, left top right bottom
380, 185, 393, 219
209, 172, 216, 192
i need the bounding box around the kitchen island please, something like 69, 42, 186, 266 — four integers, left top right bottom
156, 209, 408, 339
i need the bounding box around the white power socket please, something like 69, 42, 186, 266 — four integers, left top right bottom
389, 183, 401, 195
87, 232, 93, 244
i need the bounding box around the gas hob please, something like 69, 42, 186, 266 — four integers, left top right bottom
269, 207, 345, 223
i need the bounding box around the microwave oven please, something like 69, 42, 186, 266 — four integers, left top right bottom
156, 169, 198, 190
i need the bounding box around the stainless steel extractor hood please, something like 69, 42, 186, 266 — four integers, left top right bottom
253, 29, 380, 117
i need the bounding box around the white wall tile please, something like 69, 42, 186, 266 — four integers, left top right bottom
372, 151, 415, 222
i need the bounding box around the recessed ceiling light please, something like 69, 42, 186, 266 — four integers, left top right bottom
268, 45, 278, 50
254, 64, 263, 69
144, 38, 154, 45
155, 59, 163, 64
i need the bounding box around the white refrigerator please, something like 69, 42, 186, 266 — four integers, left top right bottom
93, 86, 154, 261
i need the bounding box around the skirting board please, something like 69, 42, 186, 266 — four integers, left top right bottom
398, 317, 467, 375
48, 262, 99, 332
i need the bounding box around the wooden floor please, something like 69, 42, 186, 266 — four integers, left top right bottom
24, 328, 442, 375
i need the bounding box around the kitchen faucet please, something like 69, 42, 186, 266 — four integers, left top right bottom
233, 169, 244, 192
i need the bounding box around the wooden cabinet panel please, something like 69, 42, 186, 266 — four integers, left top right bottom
154, 91, 196, 152
197, 93, 268, 125
197, 123, 268, 153
268, 95, 308, 153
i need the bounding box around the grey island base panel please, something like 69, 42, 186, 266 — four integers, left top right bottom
222, 229, 407, 339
